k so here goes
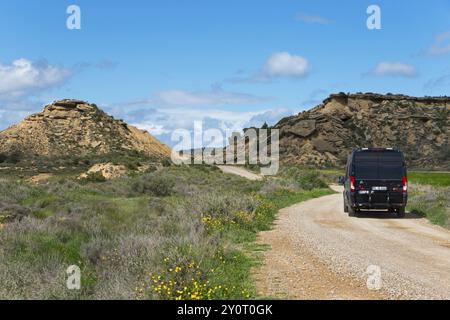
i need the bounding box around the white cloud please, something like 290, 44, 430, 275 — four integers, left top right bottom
427, 31, 450, 56
296, 13, 332, 25
131, 107, 255, 147
370, 62, 417, 77
227, 52, 311, 83
0, 108, 36, 130
136, 123, 170, 136
0, 59, 72, 100
129, 106, 295, 148
245, 107, 295, 128
156, 86, 268, 106
107, 84, 275, 142
263, 52, 310, 78
158, 90, 212, 106
0, 97, 51, 130
121, 85, 271, 108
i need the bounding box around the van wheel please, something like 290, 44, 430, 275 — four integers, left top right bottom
343, 195, 349, 213
348, 206, 357, 217
396, 207, 406, 218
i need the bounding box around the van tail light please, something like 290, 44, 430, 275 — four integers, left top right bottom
350, 176, 356, 193
402, 176, 408, 193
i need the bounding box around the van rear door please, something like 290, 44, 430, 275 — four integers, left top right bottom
353, 152, 404, 206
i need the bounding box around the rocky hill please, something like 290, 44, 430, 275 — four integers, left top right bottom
273, 93, 450, 170
0, 99, 171, 160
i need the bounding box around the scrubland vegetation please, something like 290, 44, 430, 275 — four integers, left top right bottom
405, 172, 449, 228
408, 184, 450, 228
1, 159, 448, 300
0, 164, 331, 299
408, 172, 450, 187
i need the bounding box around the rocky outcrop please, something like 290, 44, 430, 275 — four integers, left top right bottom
274, 93, 450, 169
286, 120, 316, 137
79, 163, 127, 180
0, 99, 172, 160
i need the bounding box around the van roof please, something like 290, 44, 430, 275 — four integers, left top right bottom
354, 148, 401, 153
351, 148, 405, 164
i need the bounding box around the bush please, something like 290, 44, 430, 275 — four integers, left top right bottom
192, 191, 257, 219
278, 167, 330, 190
0, 151, 22, 164
408, 184, 450, 227
0, 180, 33, 203
85, 171, 107, 183
161, 158, 172, 167
296, 171, 328, 190
0, 203, 31, 222
0, 153, 7, 163
132, 173, 175, 197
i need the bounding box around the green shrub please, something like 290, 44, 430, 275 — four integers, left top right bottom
85, 171, 107, 182
407, 185, 450, 227
0, 151, 22, 164
0, 180, 33, 203
161, 158, 172, 167
132, 173, 175, 196
296, 171, 328, 190
279, 167, 326, 189
0, 203, 31, 222
0, 153, 7, 163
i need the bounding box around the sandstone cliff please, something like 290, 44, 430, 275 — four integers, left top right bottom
273, 93, 450, 169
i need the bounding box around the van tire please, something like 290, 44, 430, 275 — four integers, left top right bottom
396, 207, 406, 218
343, 195, 349, 213
348, 206, 357, 217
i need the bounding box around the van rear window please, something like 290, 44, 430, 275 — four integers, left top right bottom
378, 165, 403, 179
354, 163, 378, 179
353, 151, 404, 180
355, 164, 403, 179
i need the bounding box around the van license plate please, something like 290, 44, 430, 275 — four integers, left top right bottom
372, 186, 387, 191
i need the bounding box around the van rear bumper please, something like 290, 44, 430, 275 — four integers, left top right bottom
354, 202, 405, 210
349, 194, 408, 210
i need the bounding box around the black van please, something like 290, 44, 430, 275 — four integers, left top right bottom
340, 148, 408, 218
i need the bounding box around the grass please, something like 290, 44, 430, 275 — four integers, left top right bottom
265, 188, 334, 210
0, 164, 331, 300
407, 184, 450, 228
408, 171, 450, 187
400, 172, 450, 228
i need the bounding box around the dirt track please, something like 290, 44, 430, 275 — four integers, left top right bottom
255, 185, 450, 300
217, 166, 263, 181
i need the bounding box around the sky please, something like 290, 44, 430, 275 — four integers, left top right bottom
0, 0, 450, 146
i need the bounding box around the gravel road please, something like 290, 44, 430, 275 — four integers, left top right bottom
217, 166, 263, 181
255, 185, 450, 300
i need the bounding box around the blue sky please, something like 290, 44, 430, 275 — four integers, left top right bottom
1, 0, 450, 146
